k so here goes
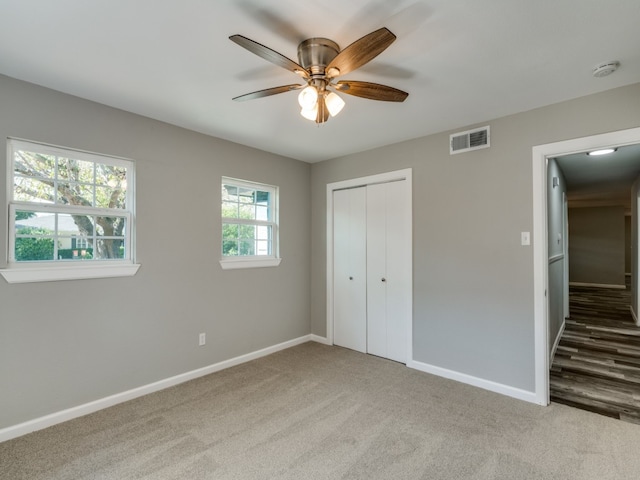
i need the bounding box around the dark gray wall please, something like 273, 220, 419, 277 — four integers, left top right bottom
568, 206, 626, 286
631, 176, 640, 321
625, 215, 631, 274
547, 158, 567, 356
311, 83, 640, 392
0, 75, 311, 429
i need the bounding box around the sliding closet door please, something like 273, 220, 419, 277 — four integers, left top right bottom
333, 187, 367, 353
366, 180, 411, 363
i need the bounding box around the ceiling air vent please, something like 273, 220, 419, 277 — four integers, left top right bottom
450, 126, 490, 155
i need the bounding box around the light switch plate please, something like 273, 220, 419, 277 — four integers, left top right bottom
521, 232, 531, 246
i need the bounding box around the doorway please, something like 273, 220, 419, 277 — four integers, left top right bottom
532, 127, 640, 405
326, 168, 413, 364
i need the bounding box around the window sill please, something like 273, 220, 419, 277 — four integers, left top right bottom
219, 258, 281, 270
0, 263, 141, 284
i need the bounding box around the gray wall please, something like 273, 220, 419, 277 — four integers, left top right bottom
547, 158, 567, 356
311, 82, 640, 392
0, 75, 311, 429
568, 206, 626, 286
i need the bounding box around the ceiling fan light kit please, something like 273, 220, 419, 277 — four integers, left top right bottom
229, 27, 408, 124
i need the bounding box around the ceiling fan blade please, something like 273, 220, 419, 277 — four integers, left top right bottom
229, 35, 309, 79
326, 27, 396, 78
334, 81, 408, 102
232, 84, 303, 102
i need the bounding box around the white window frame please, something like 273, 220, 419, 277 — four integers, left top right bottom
219, 176, 281, 270
1, 138, 140, 283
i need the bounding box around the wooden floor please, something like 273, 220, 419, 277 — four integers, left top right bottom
550, 280, 640, 424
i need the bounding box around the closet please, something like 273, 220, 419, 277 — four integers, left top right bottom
331, 174, 412, 364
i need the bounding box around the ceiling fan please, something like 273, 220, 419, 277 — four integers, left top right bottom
229, 27, 409, 124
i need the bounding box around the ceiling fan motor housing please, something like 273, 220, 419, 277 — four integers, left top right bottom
297, 38, 339, 76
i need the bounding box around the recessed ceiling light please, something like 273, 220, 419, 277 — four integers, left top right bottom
587, 148, 617, 156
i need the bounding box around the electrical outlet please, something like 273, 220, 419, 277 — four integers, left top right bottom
199, 333, 206, 346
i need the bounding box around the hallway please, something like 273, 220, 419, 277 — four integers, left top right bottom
550, 283, 640, 424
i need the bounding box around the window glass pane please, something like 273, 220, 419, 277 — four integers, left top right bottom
256, 240, 270, 256
222, 201, 238, 218
96, 164, 128, 209
238, 188, 255, 203
238, 203, 255, 220
94, 239, 125, 260
57, 158, 94, 183
222, 223, 239, 256
95, 164, 126, 186
15, 237, 55, 261
256, 205, 268, 221
95, 186, 126, 209
15, 211, 56, 261
95, 216, 126, 237
57, 238, 93, 260
222, 240, 237, 256
256, 225, 270, 240
256, 190, 270, 205
58, 182, 94, 207
13, 176, 55, 203
14, 150, 55, 179
222, 184, 238, 199
15, 211, 56, 234
238, 224, 256, 240
57, 213, 88, 236
238, 239, 255, 256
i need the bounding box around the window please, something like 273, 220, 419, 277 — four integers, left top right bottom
220, 177, 280, 270
1, 139, 139, 283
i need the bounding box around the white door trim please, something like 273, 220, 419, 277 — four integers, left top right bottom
326, 168, 413, 362
532, 126, 640, 406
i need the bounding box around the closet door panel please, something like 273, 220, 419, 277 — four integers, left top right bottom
333, 187, 367, 353
366, 183, 387, 358
384, 180, 411, 363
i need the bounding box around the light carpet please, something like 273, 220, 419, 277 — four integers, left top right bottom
2, 342, 640, 479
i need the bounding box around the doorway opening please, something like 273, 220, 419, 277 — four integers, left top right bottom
532, 127, 640, 405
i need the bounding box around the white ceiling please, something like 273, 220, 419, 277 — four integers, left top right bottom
1, 0, 639, 163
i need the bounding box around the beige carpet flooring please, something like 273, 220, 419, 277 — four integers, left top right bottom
2, 342, 640, 479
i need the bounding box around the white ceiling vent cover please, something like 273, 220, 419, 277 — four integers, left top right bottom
450, 126, 490, 155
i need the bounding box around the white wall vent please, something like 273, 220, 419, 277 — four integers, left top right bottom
450, 126, 490, 155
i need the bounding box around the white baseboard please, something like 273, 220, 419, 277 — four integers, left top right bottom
549, 319, 566, 364
631, 306, 639, 327
309, 334, 332, 345
407, 360, 539, 405
569, 282, 626, 289
0, 334, 315, 443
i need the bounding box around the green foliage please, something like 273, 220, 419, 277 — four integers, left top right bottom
15, 227, 54, 261
15, 211, 36, 221
222, 223, 259, 256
